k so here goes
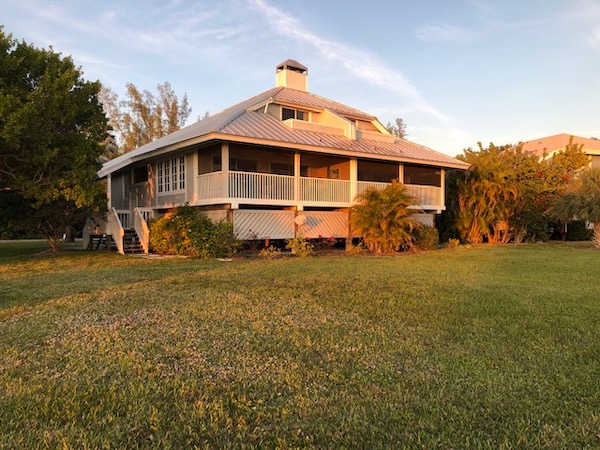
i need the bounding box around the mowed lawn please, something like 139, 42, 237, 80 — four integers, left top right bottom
0, 242, 599, 449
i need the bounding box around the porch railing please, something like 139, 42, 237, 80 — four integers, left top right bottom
356, 181, 391, 198
107, 207, 125, 255
229, 171, 295, 201
133, 208, 150, 254
300, 177, 350, 203
406, 185, 442, 206
198, 171, 224, 199
195, 171, 442, 207
115, 209, 131, 229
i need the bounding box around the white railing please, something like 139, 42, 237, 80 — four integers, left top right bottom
194, 171, 442, 207
356, 181, 391, 197
300, 177, 350, 203
134, 208, 150, 254
107, 207, 125, 255
136, 208, 154, 223
197, 172, 224, 199
115, 209, 131, 229
406, 184, 442, 206
229, 171, 294, 201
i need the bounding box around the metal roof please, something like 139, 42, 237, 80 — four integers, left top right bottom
220, 111, 464, 167
521, 133, 600, 158
98, 86, 467, 178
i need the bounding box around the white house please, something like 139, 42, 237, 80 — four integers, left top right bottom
92, 60, 468, 254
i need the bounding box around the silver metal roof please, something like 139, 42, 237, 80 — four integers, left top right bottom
98, 86, 467, 178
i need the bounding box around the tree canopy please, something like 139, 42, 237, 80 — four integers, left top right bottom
0, 28, 107, 250
100, 82, 191, 155
548, 168, 600, 248
444, 139, 589, 244
386, 118, 407, 139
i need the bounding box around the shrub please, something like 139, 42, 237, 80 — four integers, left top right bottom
413, 226, 439, 251
258, 245, 282, 260
446, 238, 460, 249
566, 220, 592, 241
286, 236, 314, 257
149, 205, 240, 258
350, 181, 418, 253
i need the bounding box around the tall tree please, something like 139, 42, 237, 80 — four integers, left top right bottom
445, 139, 588, 244
386, 117, 407, 139
548, 168, 600, 248
100, 82, 191, 154
0, 28, 107, 251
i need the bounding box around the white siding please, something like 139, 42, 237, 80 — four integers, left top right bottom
203, 210, 228, 222
233, 210, 295, 240
301, 211, 348, 238
412, 213, 435, 228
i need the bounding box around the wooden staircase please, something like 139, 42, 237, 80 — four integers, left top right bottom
123, 229, 144, 254
88, 229, 145, 254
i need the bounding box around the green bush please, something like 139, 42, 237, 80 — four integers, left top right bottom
566, 220, 592, 241
149, 205, 240, 258
446, 238, 460, 249
258, 245, 282, 260
286, 236, 314, 257
413, 226, 439, 250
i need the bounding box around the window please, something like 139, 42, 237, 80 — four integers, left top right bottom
230, 158, 258, 172
212, 155, 222, 171
157, 156, 186, 194
281, 107, 308, 121
358, 160, 399, 182
132, 165, 149, 184
271, 162, 293, 175
403, 164, 441, 187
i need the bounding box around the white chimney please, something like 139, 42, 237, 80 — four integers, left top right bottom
275, 59, 308, 92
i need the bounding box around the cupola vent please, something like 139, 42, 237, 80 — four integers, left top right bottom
276, 59, 308, 91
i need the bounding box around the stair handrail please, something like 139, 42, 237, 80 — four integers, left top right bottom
133, 207, 150, 254
106, 207, 125, 255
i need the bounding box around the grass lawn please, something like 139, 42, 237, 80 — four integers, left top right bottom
0, 242, 599, 448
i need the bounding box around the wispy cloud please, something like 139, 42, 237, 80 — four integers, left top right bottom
248, 0, 449, 123
414, 23, 474, 43
587, 26, 600, 49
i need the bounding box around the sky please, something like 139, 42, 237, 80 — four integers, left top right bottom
2, 0, 600, 157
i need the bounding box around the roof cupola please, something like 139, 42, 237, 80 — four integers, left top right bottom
275, 59, 308, 92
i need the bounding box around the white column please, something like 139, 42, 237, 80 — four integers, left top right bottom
440, 168, 445, 209
349, 158, 358, 203
221, 143, 229, 201
107, 174, 112, 209
294, 151, 301, 207
398, 164, 404, 184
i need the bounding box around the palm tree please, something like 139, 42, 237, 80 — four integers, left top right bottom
548, 168, 600, 248
454, 144, 520, 244
350, 181, 419, 253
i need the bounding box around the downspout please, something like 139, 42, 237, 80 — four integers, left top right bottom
263, 98, 273, 114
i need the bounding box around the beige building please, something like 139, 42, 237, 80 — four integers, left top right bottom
521, 133, 600, 168
94, 60, 468, 254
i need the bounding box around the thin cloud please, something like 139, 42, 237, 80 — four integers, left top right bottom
249, 0, 449, 123
587, 27, 600, 49
414, 23, 474, 43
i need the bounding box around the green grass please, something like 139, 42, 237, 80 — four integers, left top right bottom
0, 242, 599, 448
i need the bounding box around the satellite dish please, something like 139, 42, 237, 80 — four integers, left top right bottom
294, 214, 306, 225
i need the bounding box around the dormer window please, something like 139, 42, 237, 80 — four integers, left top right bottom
282, 107, 308, 121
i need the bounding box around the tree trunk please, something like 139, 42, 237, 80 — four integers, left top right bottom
593, 222, 600, 249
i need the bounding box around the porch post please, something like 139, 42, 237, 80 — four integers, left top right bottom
221, 143, 229, 200
398, 164, 404, 184
294, 151, 301, 206
440, 168, 445, 210
107, 174, 112, 209
349, 158, 358, 203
